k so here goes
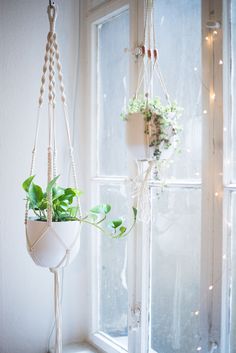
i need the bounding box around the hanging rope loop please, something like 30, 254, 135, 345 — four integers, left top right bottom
47, 4, 57, 34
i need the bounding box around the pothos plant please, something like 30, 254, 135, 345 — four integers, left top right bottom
121, 95, 182, 160
23, 175, 137, 239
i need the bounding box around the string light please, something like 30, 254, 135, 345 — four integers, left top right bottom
203, 110, 207, 114
224, 127, 227, 132
223, 254, 227, 260
196, 347, 202, 351
219, 59, 223, 65
205, 36, 209, 41
213, 30, 218, 35
211, 92, 216, 100
209, 285, 214, 291
194, 67, 198, 71
194, 310, 200, 316
214, 192, 219, 197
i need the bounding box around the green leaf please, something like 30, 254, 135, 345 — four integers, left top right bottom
28, 183, 44, 206
72, 188, 83, 197
52, 185, 65, 200
58, 188, 76, 204
68, 206, 78, 218
90, 204, 111, 215
22, 175, 35, 192
38, 198, 47, 210
133, 207, 137, 220
108, 219, 123, 229
46, 175, 60, 194
119, 226, 127, 234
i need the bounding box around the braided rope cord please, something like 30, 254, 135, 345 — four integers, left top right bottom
24, 6, 82, 353
53, 35, 82, 217
136, 0, 171, 103
24, 35, 51, 228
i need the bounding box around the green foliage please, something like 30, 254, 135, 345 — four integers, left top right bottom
121, 95, 183, 160
22, 176, 137, 239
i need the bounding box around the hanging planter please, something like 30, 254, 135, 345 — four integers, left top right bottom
120, 0, 183, 224
122, 95, 182, 161
23, 3, 137, 353
121, 0, 182, 164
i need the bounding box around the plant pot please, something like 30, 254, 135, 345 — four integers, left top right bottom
26, 219, 81, 269
126, 113, 151, 160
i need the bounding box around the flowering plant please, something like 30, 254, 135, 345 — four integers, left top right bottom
121, 96, 182, 160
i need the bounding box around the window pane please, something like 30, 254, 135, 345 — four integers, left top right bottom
154, 0, 202, 180
98, 184, 129, 349
151, 187, 201, 352
97, 10, 129, 176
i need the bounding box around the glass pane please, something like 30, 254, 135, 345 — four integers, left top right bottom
98, 183, 129, 349
151, 187, 201, 352
230, 0, 236, 180
153, 0, 202, 180
230, 192, 236, 351
97, 10, 129, 176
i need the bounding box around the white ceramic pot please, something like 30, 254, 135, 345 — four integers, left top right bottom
26, 219, 81, 269
126, 113, 150, 160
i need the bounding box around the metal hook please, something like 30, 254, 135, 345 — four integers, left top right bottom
49, 0, 55, 8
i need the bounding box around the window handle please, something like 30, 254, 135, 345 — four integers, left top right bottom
209, 342, 218, 353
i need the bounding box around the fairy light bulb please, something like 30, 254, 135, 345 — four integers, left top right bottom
203, 110, 207, 114
213, 30, 218, 35
211, 92, 216, 100
205, 36, 209, 41
209, 285, 214, 291
214, 192, 219, 197
194, 310, 200, 316
219, 59, 223, 65
196, 347, 202, 351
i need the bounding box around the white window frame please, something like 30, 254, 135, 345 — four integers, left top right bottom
77, 0, 235, 352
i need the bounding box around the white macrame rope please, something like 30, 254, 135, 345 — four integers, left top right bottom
135, 160, 156, 224
53, 36, 82, 217
50, 268, 62, 353
25, 6, 82, 353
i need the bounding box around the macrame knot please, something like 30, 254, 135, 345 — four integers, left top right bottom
47, 5, 57, 34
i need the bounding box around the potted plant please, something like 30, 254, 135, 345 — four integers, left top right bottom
121, 95, 182, 161
23, 175, 137, 269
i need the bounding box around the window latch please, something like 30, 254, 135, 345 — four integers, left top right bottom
130, 303, 141, 331
209, 341, 218, 353
206, 21, 221, 29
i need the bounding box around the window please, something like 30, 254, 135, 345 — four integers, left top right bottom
80, 0, 235, 352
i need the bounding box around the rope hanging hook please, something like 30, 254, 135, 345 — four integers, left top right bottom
47, 2, 57, 34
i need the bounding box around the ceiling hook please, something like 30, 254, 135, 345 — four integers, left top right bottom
49, 0, 55, 8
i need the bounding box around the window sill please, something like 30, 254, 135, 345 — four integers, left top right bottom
63, 343, 102, 353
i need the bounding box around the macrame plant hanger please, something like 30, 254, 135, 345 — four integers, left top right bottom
24, 3, 81, 353
132, 0, 171, 224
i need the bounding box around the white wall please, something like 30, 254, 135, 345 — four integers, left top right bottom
0, 0, 88, 352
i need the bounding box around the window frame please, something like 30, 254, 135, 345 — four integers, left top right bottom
78, 0, 231, 352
